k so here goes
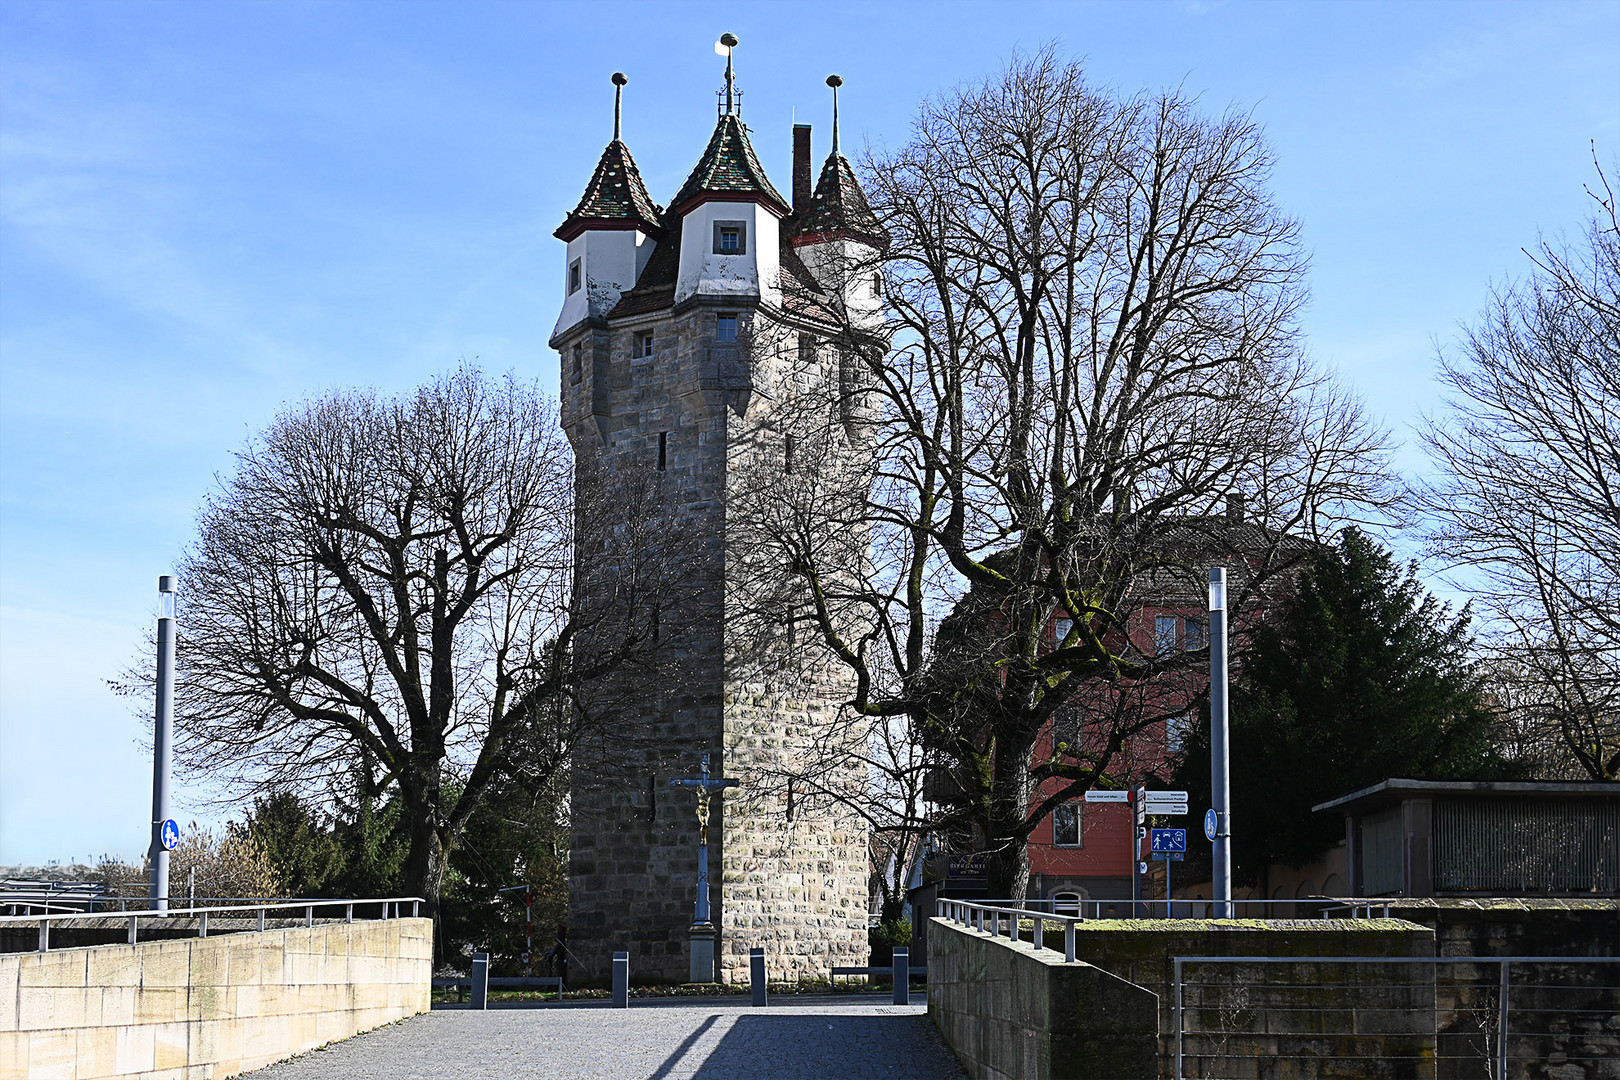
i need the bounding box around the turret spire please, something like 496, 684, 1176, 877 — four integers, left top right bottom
717, 32, 739, 117
612, 71, 627, 142
826, 74, 843, 156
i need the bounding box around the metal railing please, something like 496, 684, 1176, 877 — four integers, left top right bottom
937, 898, 1084, 963
0, 896, 424, 952
958, 897, 1397, 919
1171, 955, 1620, 1080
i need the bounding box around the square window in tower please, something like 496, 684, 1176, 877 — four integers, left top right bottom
637, 332, 655, 358
569, 259, 582, 295
713, 220, 747, 255
716, 314, 738, 342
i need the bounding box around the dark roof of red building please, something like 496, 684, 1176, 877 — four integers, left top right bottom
555, 140, 664, 242
668, 114, 791, 218
791, 152, 889, 250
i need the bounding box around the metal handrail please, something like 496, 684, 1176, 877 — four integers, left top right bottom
1, 896, 424, 953
958, 897, 1397, 919
938, 898, 1085, 963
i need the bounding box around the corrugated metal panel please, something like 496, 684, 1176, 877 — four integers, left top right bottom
1361, 806, 1404, 896
1433, 798, 1620, 893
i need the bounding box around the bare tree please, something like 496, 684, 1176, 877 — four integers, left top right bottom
157, 368, 688, 913
1423, 154, 1620, 780
733, 50, 1398, 898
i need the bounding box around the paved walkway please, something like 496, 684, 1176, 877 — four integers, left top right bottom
245, 997, 968, 1080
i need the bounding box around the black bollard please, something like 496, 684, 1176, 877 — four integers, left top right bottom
750, 947, 767, 1007
471, 952, 490, 1010
612, 951, 629, 1008
893, 947, 909, 1005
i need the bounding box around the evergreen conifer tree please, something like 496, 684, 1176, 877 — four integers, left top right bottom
1178, 529, 1513, 875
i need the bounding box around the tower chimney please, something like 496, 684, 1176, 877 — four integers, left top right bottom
793, 124, 812, 214
1225, 493, 1246, 522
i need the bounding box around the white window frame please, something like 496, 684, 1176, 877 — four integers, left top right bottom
636, 332, 655, 359
716, 313, 739, 342
1155, 615, 1179, 655
1051, 801, 1082, 848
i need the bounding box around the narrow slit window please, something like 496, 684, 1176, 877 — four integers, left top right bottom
650, 601, 661, 642
716, 313, 738, 342
569, 259, 582, 295
571, 343, 582, 382
657, 431, 668, 471
785, 435, 796, 474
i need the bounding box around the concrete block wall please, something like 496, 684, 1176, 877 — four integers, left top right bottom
0, 917, 431, 1080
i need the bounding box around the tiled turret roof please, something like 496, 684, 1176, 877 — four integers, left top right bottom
791, 152, 889, 250
555, 139, 665, 241
668, 114, 791, 217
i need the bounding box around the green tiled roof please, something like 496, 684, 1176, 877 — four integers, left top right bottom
791, 153, 889, 249
555, 140, 664, 241
669, 114, 791, 216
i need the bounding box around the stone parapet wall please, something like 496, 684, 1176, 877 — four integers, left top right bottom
0, 917, 431, 1079
928, 917, 1160, 1080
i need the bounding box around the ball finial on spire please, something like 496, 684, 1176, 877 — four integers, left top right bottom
611, 72, 627, 141
827, 75, 843, 155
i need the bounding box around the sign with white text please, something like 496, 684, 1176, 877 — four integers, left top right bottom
1084, 789, 1130, 803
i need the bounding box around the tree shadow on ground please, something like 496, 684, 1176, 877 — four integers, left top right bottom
653, 1013, 966, 1080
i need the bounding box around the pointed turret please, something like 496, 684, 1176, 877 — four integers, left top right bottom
552, 73, 663, 342
672, 34, 787, 306
791, 76, 887, 329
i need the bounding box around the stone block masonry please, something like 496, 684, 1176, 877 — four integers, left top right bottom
0, 917, 431, 1079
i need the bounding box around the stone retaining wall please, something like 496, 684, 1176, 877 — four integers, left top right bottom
0, 917, 431, 1079
928, 916, 1159, 1080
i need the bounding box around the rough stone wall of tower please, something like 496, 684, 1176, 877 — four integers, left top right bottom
559, 301, 874, 984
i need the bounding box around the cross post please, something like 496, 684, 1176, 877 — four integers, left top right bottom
670, 752, 740, 927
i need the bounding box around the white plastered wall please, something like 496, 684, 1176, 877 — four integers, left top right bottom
796, 236, 883, 333
552, 227, 656, 338
675, 201, 781, 307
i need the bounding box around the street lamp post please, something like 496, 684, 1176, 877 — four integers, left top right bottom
1208, 568, 1232, 917
149, 575, 178, 911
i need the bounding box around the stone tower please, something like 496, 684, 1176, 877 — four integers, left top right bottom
552, 55, 890, 985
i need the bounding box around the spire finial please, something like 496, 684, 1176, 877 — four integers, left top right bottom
718, 33, 739, 116
612, 72, 627, 142
827, 74, 843, 155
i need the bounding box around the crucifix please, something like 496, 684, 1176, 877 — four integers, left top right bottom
670, 752, 738, 981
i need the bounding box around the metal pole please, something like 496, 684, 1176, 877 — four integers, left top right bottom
149, 575, 177, 911
1209, 568, 1232, 918
893, 947, 909, 1006
1497, 961, 1510, 1079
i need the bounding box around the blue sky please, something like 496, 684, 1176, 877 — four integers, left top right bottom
2, 0, 1616, 866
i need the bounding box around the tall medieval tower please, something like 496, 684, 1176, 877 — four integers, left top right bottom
551, 48, 888, 984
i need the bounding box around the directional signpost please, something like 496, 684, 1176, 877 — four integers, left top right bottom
1083, 789, 1130, 803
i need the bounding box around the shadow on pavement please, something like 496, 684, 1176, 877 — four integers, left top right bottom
658, 1013, 964, 1080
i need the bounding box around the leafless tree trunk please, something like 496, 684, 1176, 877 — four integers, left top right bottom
733, 49, 1399, 898
151, 368, 690, 913
1423, 153, 1620, 781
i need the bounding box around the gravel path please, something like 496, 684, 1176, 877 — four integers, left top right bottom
244, 996, 968, 1080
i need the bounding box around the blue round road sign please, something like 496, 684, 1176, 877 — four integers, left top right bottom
159, 818, 181, 851
1204, 808, 1218, 841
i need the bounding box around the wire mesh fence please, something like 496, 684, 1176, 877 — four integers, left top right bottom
1172, 956, 1619, 1080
